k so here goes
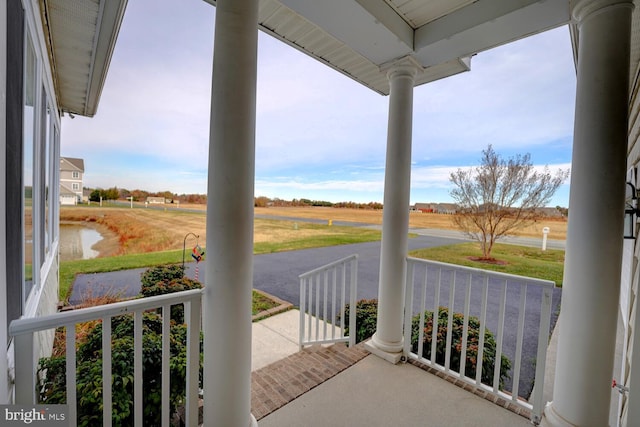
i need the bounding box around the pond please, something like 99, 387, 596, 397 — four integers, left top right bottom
59, 223, 104, 261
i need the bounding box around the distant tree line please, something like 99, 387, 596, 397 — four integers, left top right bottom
254, 196, 383, 210
86, 187, 207, 204
85, 188, 383, 209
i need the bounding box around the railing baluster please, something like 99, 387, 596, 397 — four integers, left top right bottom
460, 273, 472, 378
102, 316, 112, 427
476, 276, 489, 386
161, 305, 171, 427
417, 264, 428, 361
340, 264, 346, 334
431, 268, 441, 365
493, 280, 508, 393
315, 273, 320, 341
66, 323, 77, 424
185, 298, 201, 427
308, 276, 313, 342
445, 270, 456, 371
512, 283, 528, 401
133, 310, 143, 427
331, 267, 337, 340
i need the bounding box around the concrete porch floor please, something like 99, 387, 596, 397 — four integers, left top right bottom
257, 353, 531, 427
249, 308, 533, 426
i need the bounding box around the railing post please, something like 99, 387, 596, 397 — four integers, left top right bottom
14, 332, 35, 404
299, 277, 305, 351
532, 287, 553, 424
403, 260, 415, 357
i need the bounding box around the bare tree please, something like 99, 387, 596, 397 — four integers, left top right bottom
449, 145, 569, 260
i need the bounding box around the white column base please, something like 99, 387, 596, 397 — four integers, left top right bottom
540, 402, 578, 427
365, 334, 404, 364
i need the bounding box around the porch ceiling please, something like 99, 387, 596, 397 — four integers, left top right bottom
207, 0, 571, 95
39, 0, 127, 117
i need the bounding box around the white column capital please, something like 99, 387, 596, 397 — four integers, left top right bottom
380, 55, 424, 83
571, 0, 634, 25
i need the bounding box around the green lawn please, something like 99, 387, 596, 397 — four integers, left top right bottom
409, 242, 565, 287
60, 224, 383, 303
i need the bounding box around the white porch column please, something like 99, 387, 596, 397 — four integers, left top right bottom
368, 60, 420, 360
202, 0, 258, 426
542, 1, 633, 426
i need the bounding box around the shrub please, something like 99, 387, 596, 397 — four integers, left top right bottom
341, 299, 378, 343
140, 265, 202, 324
342, 299, 511, 388
140, 264, 185, 288
39, 263, 204, 426
410, 307, 511, 388
38, 313, 202, 427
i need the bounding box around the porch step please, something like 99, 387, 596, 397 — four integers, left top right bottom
251, 342, 369, 420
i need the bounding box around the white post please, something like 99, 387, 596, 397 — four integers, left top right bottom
368, 59, 421, 361
202, 0, 258, 426
542, 227, 549, 251
542, 1, 633, 426
0, 0, 8, 404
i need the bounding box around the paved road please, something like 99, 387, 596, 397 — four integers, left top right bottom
70, 234, 561, 399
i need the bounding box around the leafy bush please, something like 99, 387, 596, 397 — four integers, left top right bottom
341, 299, 379, 343
38, 313, 202, 427
410, 306, 511, 388
140, 265, 202, 323
39, 264, 204, 426
342, 299, 511, 388
140, 264, 186, 288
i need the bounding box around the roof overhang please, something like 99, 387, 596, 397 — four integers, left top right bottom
39, 0, 127, 117
206, 0, 571, 95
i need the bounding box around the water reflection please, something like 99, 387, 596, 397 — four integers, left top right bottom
59, 223, 103, 261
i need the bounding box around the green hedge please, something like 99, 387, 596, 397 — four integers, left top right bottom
343, 299, 511, 388
38, 264, 203, 426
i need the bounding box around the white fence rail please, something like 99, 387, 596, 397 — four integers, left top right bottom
10, 289, 202, 427
298, 255, 358, 349
403, 257, 554, 425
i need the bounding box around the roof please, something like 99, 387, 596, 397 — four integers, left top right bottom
60, 157, 85, 172
39, 0, 128, 117
205, 0, 570, 95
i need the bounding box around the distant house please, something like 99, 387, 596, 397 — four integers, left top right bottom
436, 203, 457, 214
413, 203, 438, 213
146, 196, 166, 204
59, 157, 84, 205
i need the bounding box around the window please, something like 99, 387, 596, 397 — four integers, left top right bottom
23, 30, 36, 303
72, 171, 79, 179
72, 183, 79, 191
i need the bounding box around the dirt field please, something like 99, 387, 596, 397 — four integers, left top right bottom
61, 205, 567, 257
254, 207, 568, 240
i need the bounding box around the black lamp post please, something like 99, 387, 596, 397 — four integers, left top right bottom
182, 232, 199, 269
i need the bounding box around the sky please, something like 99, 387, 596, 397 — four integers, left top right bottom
61, 0, 576, 207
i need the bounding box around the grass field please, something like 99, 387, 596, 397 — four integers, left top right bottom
410, 243, 565, 286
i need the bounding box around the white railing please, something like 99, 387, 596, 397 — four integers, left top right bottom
299, 255, 358, 349
403, 257, 554, 425
9, 289, 202, 427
